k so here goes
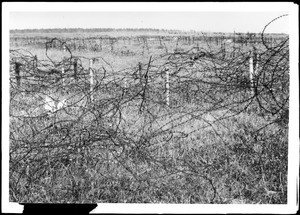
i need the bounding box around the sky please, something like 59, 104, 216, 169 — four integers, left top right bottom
9, 11, 289, 34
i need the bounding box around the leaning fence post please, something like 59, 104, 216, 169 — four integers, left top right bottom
89, 58, 94, 102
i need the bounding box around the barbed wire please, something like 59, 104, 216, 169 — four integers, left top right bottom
9, 27, 289, 203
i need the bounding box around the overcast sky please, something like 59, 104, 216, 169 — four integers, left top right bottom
10, 11, 289, 34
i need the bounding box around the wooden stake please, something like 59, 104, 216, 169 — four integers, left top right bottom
62, 45, 67, 86
61, 67, 65, 86
166, 67, 170, 106
73, 58, 78, 81
15, 62, 21, 87
124, 76, 128, 111
255, 53, 260, 73
33, 55, 37, 71
89, 59, 94, 102
249, 53, 254, 96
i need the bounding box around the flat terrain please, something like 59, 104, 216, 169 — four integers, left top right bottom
9, 28, 289, 204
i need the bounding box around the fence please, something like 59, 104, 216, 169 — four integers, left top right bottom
9, 36, 289, 203
10, 44, 265, 107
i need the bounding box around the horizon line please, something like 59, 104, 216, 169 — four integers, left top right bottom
9, 27, 289, 35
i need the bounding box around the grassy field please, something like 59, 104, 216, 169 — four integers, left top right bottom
9, 29, 289, 204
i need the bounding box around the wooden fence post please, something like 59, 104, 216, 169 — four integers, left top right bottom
254, 52, 259, 96
175, 37, 179, 49
221, 42, 226, 59
123, 75, 128, 113
73, 58, 78, 81
62, 45, 68, 86
249, 52, 255, 96
109, 38, 115, 52
73, 58, 77, 81
99, 39, 103, 51
89, 58, 94, 102
33, 55, 37, 71
255, 53, 260, 73
166, 67, 170, 107
61, 67, 65, 86
124, 76, 128, 92
15, 62, 21, 87
138, 62, 142, 74
249, 46, 260, 96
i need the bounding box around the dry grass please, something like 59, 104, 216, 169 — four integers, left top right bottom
9, 33, 288, 204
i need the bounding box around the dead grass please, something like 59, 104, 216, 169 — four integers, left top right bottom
9, 34, 288, 204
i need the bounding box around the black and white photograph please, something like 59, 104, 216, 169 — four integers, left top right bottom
2, 2, 299, 214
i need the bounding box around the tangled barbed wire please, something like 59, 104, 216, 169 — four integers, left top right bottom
9, 20, 289, 203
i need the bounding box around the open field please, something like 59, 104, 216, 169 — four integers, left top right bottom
9, 29, 289, 203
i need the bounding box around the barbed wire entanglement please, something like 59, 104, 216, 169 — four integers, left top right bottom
9, 19, 288, 204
